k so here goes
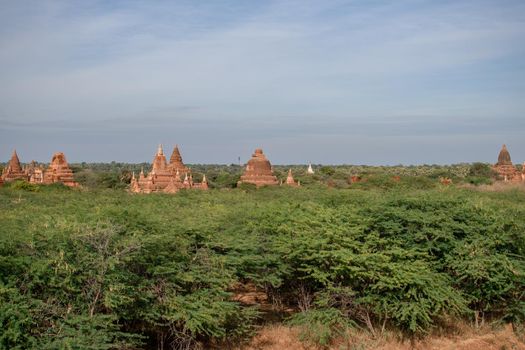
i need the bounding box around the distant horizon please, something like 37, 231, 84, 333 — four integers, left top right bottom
1, 1, 524, 164
1, 143, 523, 167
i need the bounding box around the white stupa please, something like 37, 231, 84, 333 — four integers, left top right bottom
307, 163, 315, 174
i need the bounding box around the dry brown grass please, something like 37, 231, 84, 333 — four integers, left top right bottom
234, 323, 525, 350
460, 182, 525, 192
234, 325, 308, 350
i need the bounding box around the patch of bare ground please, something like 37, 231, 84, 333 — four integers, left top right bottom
459, 182, 525, 192
229, 284, 525, 350
234, 323, 525, 350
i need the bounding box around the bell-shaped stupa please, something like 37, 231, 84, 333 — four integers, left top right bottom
238, 148, 278, 187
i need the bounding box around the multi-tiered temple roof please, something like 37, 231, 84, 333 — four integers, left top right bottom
130, 144, 207, 194
43, 152, 79, 187
238, 148, 278, 187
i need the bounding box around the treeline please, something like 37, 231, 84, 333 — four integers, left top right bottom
0, 162, 512, 190
0, 183, 524, 349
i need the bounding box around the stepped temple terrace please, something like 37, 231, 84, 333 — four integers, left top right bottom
43, 152, 78, 187
493, 144, 522, 182
238, 148, 279, 187
130, 144, 208, 194
1, 150, 78, 187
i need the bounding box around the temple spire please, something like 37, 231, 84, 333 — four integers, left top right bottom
1, 148, 26, 181
285, 169, 299, 187
9, 149, 22, 172
493, 144, 519, 182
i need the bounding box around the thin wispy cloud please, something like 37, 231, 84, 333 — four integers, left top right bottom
0, 0, 524, 164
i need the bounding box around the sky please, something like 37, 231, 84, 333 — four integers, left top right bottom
0, 0, 524, 165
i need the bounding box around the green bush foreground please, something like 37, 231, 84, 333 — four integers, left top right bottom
0, 184, 524, 349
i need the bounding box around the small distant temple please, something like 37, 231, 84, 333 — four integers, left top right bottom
284, 169, 300, 187
1, 150, 78, 187
493, 144, 521, 182
130, 144, 208, 194
307, 163, 315, 174
238, 148, 279, 187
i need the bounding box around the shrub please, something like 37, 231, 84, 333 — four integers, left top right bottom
8, 180, 40, 192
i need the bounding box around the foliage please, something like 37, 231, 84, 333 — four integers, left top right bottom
6, 180, 40, 192
0, 175, 524, 348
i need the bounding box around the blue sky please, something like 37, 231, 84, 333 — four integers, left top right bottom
0, 0, 524, 164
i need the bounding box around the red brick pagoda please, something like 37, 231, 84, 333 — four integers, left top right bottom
493, 144, 520, 182
238, 148, 279, 187
130, 144, 208, 194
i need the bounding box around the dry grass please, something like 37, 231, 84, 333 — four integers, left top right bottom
234, 325, 308, 350
235, 323, 525, 350
460, 182, 525, 192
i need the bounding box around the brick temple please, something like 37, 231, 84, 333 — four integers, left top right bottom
1, 150, 26, 182
130, 144, 208, 194
42, 152, 78, 187
238, 148, 279, 187
1, 150, 78, 187
493, 144, 521, 182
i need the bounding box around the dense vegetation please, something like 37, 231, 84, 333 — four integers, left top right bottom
0, 164, 524, 349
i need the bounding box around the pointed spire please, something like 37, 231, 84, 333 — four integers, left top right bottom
202, 174, 207, 183
497, 144, 512, 165
157, 144, 164, 155
286, 169, 296, 185
9, 149, 22, 172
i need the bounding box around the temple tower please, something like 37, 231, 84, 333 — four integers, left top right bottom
238, 148, 279, 187
168, 145, 190, 174
43, 152, 78, 187
493, 144, 520, 182
2, 149, 27, 182
285, 169, 299, 187
131, 144, 207, 194
152, 144, 168, 172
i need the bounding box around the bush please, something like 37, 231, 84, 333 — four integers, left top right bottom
7, 180, 40, 192
0, 182, 523, 347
